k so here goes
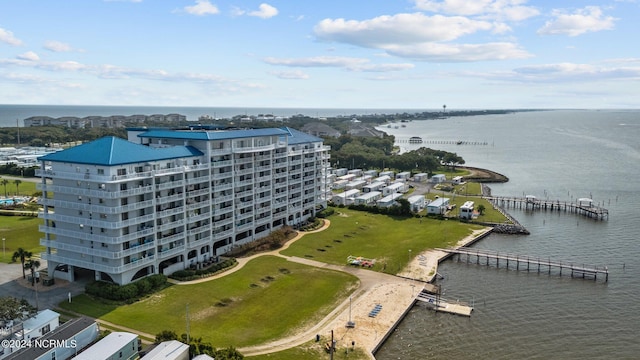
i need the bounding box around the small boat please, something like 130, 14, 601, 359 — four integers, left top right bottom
456, 140, 463, 145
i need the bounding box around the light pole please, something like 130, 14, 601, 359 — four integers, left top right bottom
347, 296, 355, 328
2, 238, 5, 260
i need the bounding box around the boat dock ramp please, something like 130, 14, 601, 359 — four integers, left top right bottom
415, 289, 473, 317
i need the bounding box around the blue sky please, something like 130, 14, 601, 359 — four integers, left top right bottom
1, 0, 638, 109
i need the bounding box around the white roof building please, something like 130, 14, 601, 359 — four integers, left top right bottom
74, 332, 139, 360
142, 340, 189, 360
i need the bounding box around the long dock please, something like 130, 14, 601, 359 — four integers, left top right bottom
485, 196, 609, 220
437, 247, 609, 282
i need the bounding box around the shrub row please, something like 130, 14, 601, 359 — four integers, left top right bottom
169, 258, 237, 281
85, 274, 167, 302
316, 208, 335, 218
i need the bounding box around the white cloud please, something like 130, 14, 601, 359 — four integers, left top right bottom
414, 0, 539, 21
248, 3, 278, 19
315, 13, 498, 47
264, 56, 414, 72
538, 6, 616, 37
470, 62, 640, 83
0, 28, 23, 46
385, 42, 531, 62
184, 0, 220, 16
314, 13, 530, 62
17, 51, 40, 61
270, 70, 310, 79
44, 40, 79, 52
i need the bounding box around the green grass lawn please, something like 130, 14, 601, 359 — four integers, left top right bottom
0, 177, 38, 197
281, 208, 485, 275
0, 216, 44, 263
60, 256, 358, 348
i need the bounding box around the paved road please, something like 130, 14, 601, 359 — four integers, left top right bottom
0, 261, 86, 311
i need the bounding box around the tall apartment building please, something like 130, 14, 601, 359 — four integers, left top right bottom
37, 127, 330, 285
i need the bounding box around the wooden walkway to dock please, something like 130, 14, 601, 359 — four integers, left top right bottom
415, 289, 473, 317
437, 247, 609, 282
485, 196, 609, 220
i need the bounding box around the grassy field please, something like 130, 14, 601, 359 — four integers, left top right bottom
0, 216, 44, 263
60, 255, 359, 348
282, 208, 485, 275
0, 177, 39, 197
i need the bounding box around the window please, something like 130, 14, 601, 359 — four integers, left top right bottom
97, 169, 104, 175
117, 168, 126, 176
42, 324, 50, 334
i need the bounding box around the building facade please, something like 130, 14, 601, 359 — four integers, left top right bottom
37, 127, 330, 285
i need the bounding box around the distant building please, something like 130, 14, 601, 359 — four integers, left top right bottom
396, 171, 411, 181
376, 193, 403, 208
300, 122, 341, 138
430, 174, 446, 183
354, 191, 382, 205
413, 173, 429, 182
331, 189, 360, 206
427, 197, 450, 215
460, 201, 475, 219
24, 114, 187, 128
407, 195, 426, 212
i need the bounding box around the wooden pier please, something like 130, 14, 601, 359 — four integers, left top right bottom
437, 247, 609, 282
485, 196, 609, 220
415, 289, 473, 317
396, 137, 489, 146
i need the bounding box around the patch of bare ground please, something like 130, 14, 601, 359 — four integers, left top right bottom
461, 166, 509, 182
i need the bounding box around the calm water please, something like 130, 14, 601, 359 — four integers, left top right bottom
375, 110, 640, 359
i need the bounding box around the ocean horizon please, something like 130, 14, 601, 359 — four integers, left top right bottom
3, 104, 638, 129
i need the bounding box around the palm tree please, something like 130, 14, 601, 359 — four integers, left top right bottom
1, 178, 8, 197
25, 258, 41, 286
13, 179, 22, 196
12, 248, 32, 279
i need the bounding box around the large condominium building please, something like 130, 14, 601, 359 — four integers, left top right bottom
37, 127, 330, 285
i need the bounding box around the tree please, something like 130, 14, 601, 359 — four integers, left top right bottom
155, 330, 178, 343
477, 204, 486, 215
12, 248, 32, 279
13, 179, 22, 195
25, 258, 41, 286
1, 178, 8, 197
0, 296, 37, 323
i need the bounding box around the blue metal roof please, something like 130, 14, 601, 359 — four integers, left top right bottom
280, 127, 323, 144
138, 128, 289, 140
38, 136, 203, 166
